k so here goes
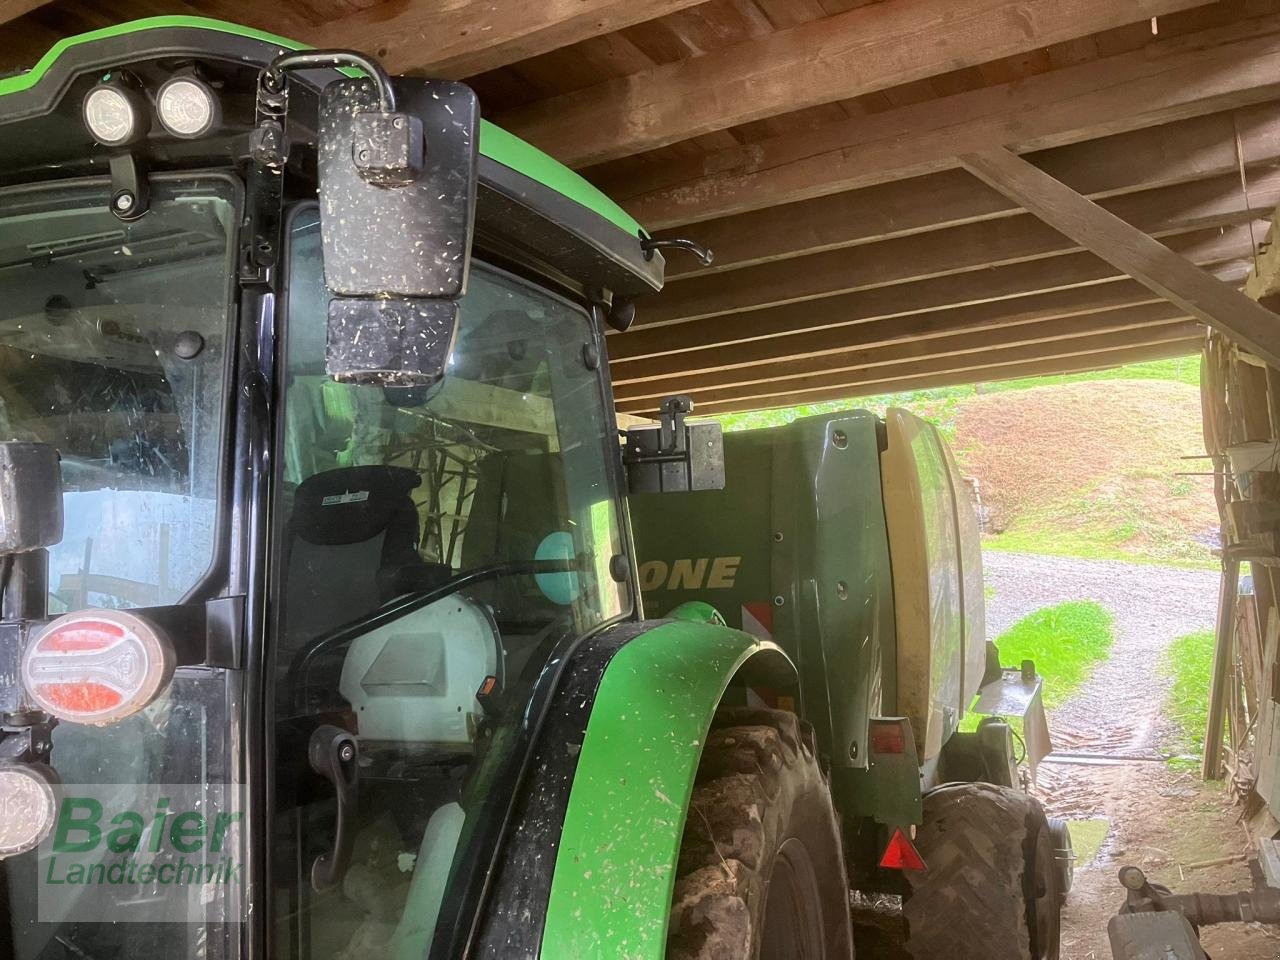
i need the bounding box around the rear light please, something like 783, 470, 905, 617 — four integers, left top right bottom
0, 762, 59, 859
879, 827, 927, 871
869, 719, 907, 755
21, 610, 175, 726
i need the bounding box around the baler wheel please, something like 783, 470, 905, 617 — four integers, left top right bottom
666, 706, 854, 960
903, 782, 1061, 960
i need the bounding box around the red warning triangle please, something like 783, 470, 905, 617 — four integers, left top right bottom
879, 828, 927, 871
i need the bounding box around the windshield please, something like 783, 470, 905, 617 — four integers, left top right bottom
270, 209, 630, 960
0, 178, 240, 959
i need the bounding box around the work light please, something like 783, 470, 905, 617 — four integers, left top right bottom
156, 76, 219, 138
82, 79, 149, 146
0, 762, 59, 859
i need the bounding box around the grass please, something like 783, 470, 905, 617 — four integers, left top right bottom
1162, 629, 1220, 766
962, 600, 1115, 731
1066, 818, 1110, 868
991, 600, 1115, 711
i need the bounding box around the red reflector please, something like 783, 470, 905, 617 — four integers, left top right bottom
36, 681, 124, 714
870, 722, 906, 755
37, 620, 125, 652
879, 828, 926, 871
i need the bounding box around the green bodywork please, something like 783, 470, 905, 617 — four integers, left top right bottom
0, 16, 646, 240
542, 620, 794, 958
629, 412, 907, 825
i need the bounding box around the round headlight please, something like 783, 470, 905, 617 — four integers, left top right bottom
83, 83, 148, 146
156, 77, 219, 139
0, 762, 60, 859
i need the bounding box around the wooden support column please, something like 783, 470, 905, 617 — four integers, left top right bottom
962, 149, 1280, 370
1204, 558, 1240, 781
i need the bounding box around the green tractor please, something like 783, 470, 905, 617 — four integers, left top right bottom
0, 18, 1066, 960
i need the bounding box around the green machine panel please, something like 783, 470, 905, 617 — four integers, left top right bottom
628, 411, 897, 780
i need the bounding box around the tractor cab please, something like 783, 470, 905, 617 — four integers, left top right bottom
0, 19, 682, 960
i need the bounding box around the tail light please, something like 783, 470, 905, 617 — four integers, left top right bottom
0, 762, 59, 859
21, 610, 175, 726
879, 827, 927, 871
869, 718, 908, 755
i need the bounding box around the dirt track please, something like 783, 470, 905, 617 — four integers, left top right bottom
986, 552, 1279, 959
852, 551, 1280, 958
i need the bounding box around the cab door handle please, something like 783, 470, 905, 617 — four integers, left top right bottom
308, 724, 359, 891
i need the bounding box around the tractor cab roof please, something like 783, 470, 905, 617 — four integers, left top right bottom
0, 16, 663, 297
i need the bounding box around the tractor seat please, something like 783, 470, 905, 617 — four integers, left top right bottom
283, 465, 450, 652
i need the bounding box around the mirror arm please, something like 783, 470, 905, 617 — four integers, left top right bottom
263, 49, 397, 114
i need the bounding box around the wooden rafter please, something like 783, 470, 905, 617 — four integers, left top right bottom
613, 266, 1249, 386
618, 323, 1202, 412
610, 225, 1254, 359
617, 14, 1280, 228
961, 148, 1280, 369
498, 0, 1201, 168
305, 0, 712, 79
0, 0, 48, 26
620, 323, 1201, 413
662, 106, 1280, 279
682, 339, 1206, 416
644, 174, 1278, 327
613, 302, 1191, 402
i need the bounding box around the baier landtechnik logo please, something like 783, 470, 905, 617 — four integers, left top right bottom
33, 783, 244, 924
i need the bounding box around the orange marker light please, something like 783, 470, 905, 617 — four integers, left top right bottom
879, 828, 927, 871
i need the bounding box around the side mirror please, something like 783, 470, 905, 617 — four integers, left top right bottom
623, 396, 725, 493
0, 442, 63, 555
317, 75, 479, 385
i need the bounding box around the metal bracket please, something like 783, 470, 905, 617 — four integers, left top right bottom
108, 153, 149, 222
623, 395, 725, 493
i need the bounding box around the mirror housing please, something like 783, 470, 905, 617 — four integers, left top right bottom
0, 442, 63, 554
624, 396, 725, 494
318, 75, 479, 384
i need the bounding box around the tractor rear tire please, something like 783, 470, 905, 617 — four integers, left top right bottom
666, 707, 854, 960
903, 782, 1061, 960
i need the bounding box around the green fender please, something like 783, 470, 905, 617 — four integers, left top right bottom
540, 619, 795, 958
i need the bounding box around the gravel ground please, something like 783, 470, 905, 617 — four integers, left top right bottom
984, 552, 1280, 959
984, 551, 1219, 761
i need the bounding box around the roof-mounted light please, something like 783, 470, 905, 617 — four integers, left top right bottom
0, 762, 59, 859
156, 76, 219, 139
21, 609, 175, 726
82, 76, 149, 147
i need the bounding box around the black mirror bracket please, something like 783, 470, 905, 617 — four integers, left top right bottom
623, 395, 726, 493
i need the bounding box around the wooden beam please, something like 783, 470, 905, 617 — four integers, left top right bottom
618, 324, 1202, 413
305, 0, 711, 79
499, 0, 1200, 168
680, 339, 1204, 416
661, 106, 1280, 279
0, 0, 48, 25
961, 148, 1280, 369
616, 15, 1280, 228
609, 226, 1253, 360
613, 268, 1250, 383
1246, 216, 1280, 301
613, 302, 1192, 401
644, 173, 1277, 326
